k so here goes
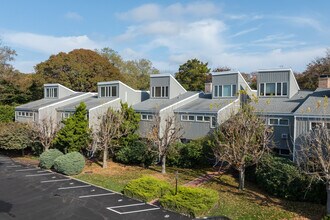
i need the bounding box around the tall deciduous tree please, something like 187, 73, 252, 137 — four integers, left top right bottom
296, 49, 330, 90
148, 114, 183, 174
97, 48, 159, 90
212, 103, 273, 190
295, 99, 330, 215
35, 49, 123, 92
53, 102, 90, 153
95, 102, 140, 168
175, 59, 210, 91
31, 117, 59, 152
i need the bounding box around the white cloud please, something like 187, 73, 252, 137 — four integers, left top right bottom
231, 27, 259, 38
277, 16, 324, 32
116, 1, 219, 22
65, 12, 83, 21
2, 31, 100, 54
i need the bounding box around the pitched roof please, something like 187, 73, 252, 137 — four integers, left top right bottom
174, 93, 237, 114
252, 90, 312, 114
57, 95, 118, 111
295, 88, 330, 116
15, 92, 86, 111
133, 91, 199, 113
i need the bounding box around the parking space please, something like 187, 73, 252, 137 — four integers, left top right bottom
0, 155, 190, 220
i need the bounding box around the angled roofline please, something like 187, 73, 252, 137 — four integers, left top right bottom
44, 83, 76, 93
89, 97, 121, 111
257, 68, 300, 91
211, 71, 240, 76
97, 80, 148, 93
38, 92, 93, 111
159, 92, 201, 113
150, 73, 187, 93
216, 98, 239, 115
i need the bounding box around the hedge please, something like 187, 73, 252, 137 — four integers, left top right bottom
53, 152, 85, 175
123, 176, 172, 202
256, 155, 326, 204
159, 186, 219, 217
39, 149, 63, 169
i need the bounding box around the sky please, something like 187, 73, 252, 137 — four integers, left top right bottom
1, 0, 330, 74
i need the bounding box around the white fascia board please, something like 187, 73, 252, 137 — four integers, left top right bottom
257, 68, 292, 73
159, 92, 200, 113
293, 114, 330, 119
38, 92, 93, 111
216, 98, 239, 115
256, 112, 294, 116
89, 98, 121, 112
44, 83, 76, 93
211, 71, 240, 76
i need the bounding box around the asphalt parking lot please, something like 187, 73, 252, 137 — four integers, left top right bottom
0, 155, 190, 220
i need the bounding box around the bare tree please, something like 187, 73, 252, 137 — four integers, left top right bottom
212, 104, 273, 190
30, 117, 59, 152
295, 121, 330, 215
95, 108, 131, 169
148, 114, 183, 174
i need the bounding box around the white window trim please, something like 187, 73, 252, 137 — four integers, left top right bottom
99, 85, 118, 98
309, 121, 330, 130
17, 111, 33, 118
196, 115, 204, 121
214, 84, 237, 98
259, 82, 288, 97
268, 118, 289, 126
210, 116, 217, 128
151, 86, 169, 98
141, 114, 154, 121
45, 87, 58, 98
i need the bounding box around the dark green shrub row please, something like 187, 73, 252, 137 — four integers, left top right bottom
39, 149, 63, 169
123, 176, 172, 202
255, 155, 326, 204
115, 139, 157, 168
167, 138, 214, 168
54, 152, 85, 175
159, 186, 219, 218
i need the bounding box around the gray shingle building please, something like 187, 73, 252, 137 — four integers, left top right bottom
15, 68, 330, 160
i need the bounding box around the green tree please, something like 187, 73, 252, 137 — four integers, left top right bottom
0, 122, 31, 151
95, 102, 140, 168
0, 105, 15, 122
53, 102, 90, 153
296, 49, 330, 90
97, 48, 159, 90
175, 59, 210, 91
35, 49, 123, 92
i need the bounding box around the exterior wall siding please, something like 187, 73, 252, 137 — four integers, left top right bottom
169, 76, 187, 98
217, 99, 240, 124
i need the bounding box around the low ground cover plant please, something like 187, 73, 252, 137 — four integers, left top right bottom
39, 149, 63, 169
53, 152, 85, 175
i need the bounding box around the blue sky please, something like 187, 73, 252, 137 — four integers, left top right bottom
1, 0, 330, 73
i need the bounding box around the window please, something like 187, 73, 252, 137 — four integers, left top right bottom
268, 118, 289, 126
265, 83, 275, 96
181, 115, 188, 121
196, 116, 203, 121
219, 85, 222, 97
283, 82, 288, 95
151, 86, 169, 98
17, 111, 33, 118
281, 133, 288, 139
277, 83, 281, 96
214, 85, 218, 97
45, 87, 58, 98
223, 85, 231, 97
232, 85, 237, 96
211, 116, 217, 128
99, 85, 118, 98
260, 82, 288, 96
204, 116, 210, 122
260, 83, 264, 96
141, 114, 154, 121
310, 121, 330, 130
188, 115, 195, 121
62, 112, 73, 119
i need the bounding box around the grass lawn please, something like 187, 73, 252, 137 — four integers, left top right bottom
13, 156, 325, 219
75, 160, 326, 220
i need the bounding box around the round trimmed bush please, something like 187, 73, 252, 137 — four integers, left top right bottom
39, 149, 64, 169
53, 152, 85, 175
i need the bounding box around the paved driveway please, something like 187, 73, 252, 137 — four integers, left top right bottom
0, 155, 190, 220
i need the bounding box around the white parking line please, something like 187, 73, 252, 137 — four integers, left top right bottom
106, 203, 160, 215
26, 173, 54, 177
41, 179, 70, 183
78, 192, 116, 198
37, 170, 49, 173
16, 168, 40, 172
6, 165, 21, 168
119, 207, 160, 214
58, 185, 91, 190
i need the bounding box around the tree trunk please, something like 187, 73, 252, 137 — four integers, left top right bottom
103, 147, 108, 169
161, 155, 166, 174
327, 182, 330, 215
238, 167, 245, 191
